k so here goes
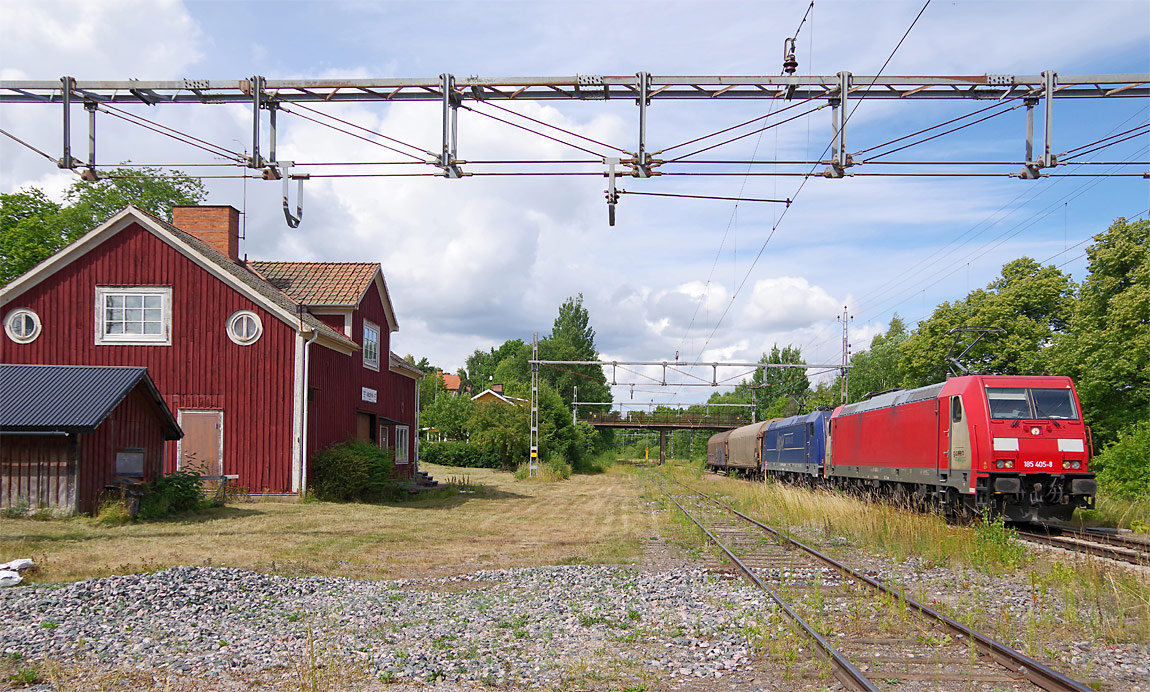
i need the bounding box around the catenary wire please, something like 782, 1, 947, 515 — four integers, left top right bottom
96, 106, 246, 162
459, 104, 608, 158
690, 0, 932, 364
860, 102, 1023, 162
278, 106, 431, 163
287, 102, 438, 158
0, 127, 57, 162
469, 99, 632, 155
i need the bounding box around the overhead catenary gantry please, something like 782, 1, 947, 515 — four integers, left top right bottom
2, 72, 1147, 226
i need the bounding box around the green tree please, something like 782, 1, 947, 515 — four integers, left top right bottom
423, 385, 473, 441
1048, 218, 1149, 444
847, 315, 910, 402
751, 344, 809, 419
1, 168, 206, 284
467, 401, 530, 469
463, 338, 527, 392
539, 294, 611, 409
899, 258, 1076, 388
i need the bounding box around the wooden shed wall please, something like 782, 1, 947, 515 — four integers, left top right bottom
1, 223, 297, 494
0, 435, 77, 513
76, 384, 169, 514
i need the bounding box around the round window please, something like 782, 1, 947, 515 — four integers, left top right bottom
226, 310, 263, 345
4, 308, 41, 344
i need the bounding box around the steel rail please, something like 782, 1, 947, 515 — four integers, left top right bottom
679, 482, 1096, 692
1018, 529, 1149, 566
661, 486, 882, 692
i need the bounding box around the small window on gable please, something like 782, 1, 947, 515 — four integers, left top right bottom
226, 310, 263, 345
363, 320, 380, 370
4, 308, 41, 344
95, 286, 172, 346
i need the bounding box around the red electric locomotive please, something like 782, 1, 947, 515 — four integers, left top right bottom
828, 374, 1095, 522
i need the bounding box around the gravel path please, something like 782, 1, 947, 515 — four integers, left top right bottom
1, 564, 777, 691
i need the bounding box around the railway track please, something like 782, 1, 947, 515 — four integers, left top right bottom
1018, 526, 1150, 566
663, 482, 1095, 692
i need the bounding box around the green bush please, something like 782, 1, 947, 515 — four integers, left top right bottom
310, 439, 395, 502
1094, 421, 1150, 500
138, 469, 204, 519
421, 441, 500, 469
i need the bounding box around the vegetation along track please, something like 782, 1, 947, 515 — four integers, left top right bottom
1018, 526, 1150, 566
662, 481, 1096, 692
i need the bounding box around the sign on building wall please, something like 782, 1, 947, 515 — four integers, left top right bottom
361, 387, 377, 403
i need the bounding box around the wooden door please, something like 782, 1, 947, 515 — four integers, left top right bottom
179, 410, 223, 479
356, 412, 374, 442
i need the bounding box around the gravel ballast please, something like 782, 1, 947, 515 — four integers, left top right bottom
1, 564, 774, 689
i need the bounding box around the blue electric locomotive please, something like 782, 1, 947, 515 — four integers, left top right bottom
761, 410, 829, 481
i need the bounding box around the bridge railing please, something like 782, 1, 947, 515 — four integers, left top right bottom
578, 409, 753, 428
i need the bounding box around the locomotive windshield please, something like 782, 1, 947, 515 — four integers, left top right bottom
986, 387, 1079, 420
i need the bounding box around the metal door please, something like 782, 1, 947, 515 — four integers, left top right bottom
947, 396, 972, 473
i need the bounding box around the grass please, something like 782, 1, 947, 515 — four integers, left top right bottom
1076, 494, 1150, 532
656, 461, 1150, 650
0, 463, 654, 584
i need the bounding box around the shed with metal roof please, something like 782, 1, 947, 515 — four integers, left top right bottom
0, 364, 182, 515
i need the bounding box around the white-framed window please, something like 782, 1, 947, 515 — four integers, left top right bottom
395, 425, 409, 464
226, 309, 263, 345
4, 308, 41, 344
363, 320, 380, 370
95, 286, 172, 346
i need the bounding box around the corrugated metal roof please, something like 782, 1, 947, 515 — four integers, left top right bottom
248, 261, 378, 307
0, 364, 181, 437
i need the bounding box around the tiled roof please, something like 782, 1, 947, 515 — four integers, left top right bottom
248, 262, 378, 307
442, 373, 461, 391
0, 364, 181, 437
135, 210, 358, 350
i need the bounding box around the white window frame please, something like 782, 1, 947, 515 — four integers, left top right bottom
95, 286, 172, 346
4, 308, 41, 344
362, 320, 380, 371
226, 309, 263, 346
395, 425, 409, 464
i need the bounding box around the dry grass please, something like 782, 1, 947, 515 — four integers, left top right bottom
0, 464, 654, 584
661, 462, 1150, 647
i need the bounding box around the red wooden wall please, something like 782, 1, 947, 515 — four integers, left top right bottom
0, 435, 75, 512
308, 283, 417, 479
1, 223, 297, 494
77, 384, 169, 513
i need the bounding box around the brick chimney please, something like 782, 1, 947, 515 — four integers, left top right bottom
171, 206, 241, 262
492, 383, 504, 394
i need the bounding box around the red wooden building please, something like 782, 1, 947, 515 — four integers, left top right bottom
0, 364, 182, 514
0, 205, 421, 498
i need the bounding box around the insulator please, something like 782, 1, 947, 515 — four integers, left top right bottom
783, 53, 798, 75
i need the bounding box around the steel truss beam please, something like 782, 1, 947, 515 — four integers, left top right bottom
6, 71, 1145, 225
4, 73, 1146, 104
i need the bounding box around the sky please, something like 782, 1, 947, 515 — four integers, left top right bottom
1, 0, 1147, 407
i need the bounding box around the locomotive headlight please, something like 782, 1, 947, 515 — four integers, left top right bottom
995, 460, 1005, 469
1062, 461, 1071, 470
1072, 461, 1081, 470
1005, 460, 1014, 469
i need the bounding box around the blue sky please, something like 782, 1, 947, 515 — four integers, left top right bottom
1, 0, 1147, 402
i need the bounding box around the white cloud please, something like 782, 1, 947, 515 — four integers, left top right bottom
741, 276, 842, 331
0, 1, 202, 79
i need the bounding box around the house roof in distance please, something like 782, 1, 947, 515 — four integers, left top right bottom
0, 364, 181, 437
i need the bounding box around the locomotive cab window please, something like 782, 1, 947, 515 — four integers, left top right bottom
986, 387, 1079, 421
950, 396, 963, 423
